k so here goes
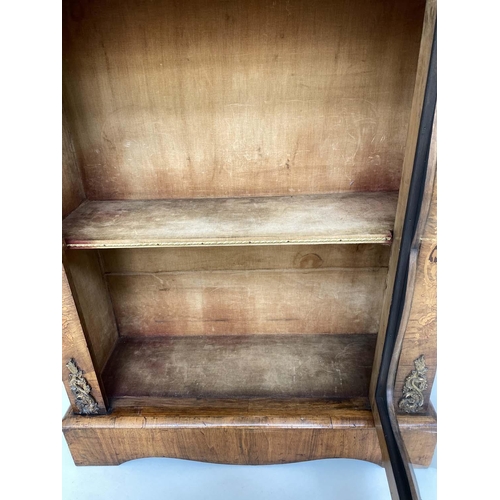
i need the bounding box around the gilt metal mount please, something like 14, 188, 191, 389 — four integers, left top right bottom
398, 355, 428, 414
66, 358, 99, 415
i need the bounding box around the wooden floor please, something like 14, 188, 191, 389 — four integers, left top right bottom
62, 192, 397, 249
103, 334, 377, 400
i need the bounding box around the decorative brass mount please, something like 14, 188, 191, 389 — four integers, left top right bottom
66, 358, 99, 415
398, 355, 428, 414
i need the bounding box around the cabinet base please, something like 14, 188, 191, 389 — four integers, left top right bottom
62, 399, 436, 467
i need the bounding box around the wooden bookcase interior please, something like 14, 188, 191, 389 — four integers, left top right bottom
62, 0, 436, 468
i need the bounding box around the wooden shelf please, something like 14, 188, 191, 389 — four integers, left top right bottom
62, 192, 397, 249
103, 334, 377, 401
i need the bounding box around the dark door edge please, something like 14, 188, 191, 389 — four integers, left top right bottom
375, 27, 437, 500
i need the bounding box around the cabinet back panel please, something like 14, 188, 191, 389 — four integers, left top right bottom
100, 244, 390, 273
106, 267, 387, 336
63, 0, 425, 200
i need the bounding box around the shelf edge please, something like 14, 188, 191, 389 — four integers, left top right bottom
65, 234, 392, 249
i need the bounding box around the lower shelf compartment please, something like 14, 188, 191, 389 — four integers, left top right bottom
102, 334, 377, 400
62, 399, 437, 466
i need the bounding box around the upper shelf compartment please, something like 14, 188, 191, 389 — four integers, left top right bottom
62, 1, 425, 203
62, 192, 397, 249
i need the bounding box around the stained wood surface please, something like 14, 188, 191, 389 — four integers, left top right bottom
102, 334, 377, 399
370, 0, 436, 401
62, 192, 397, 249
381, 117, 436, 499
62, 401, 436, 466
106, 268, 387, 336
109, 397, 371, 412
62, 0, 425, 200
64, 250, 119, 373
367, 2, 436, 495
62, 265, 108, 413
394, 172, 437, 412
100, 244, 391, 273
62, 110, 85, 218
60, 0, 435, 473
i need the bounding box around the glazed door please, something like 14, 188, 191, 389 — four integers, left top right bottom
372, 19, 437, 500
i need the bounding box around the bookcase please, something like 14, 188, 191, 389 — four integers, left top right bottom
62, 0, 436, 494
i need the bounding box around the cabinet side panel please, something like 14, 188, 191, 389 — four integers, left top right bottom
62, 0, 425, 200
368, 0, 436, 492
62, 110, 85, 218
370, 0, 436, 400
62, 265, 107, 413
394, 174, 436, 412
64, 250, 119, 373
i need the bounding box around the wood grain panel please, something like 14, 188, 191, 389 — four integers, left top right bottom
62, 192, 397, 249
62, 110, 85, 218
394, 175, 437, 411
62, 0, 425, 200
368, 2, 436, 493
62, 401, 436, 466
102, 334, 377, 399
62, 265, 107, 413
106, 268, 387, 336
64, 250, 119, 373
397, 404, 437, 467
100, 244, 391, 273
109, 397, 371, 412
370, 0, 436, 401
